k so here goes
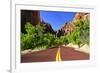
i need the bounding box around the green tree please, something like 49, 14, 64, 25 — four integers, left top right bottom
71, 19, 90, 47
21, 22, 46, 50
43, 33, 56, 48
21, 22, 57, 50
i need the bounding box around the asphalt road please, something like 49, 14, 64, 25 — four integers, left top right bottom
21, 46, 89, 63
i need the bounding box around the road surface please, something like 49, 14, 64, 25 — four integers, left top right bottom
21, 46, 89, 63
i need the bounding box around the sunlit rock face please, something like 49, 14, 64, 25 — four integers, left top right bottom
62, 22, 74, 35
74, 12, 90, 20
57, 22, 74, 36
21, 10, 40, 33
21, 11, 90, 36
57, 12, 90, 36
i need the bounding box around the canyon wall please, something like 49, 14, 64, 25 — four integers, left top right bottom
57, 12, 90, 36
21, 10, 40, 33
21, 10, 90, 36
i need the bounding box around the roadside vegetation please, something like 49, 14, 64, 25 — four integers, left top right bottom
21, 19, 89, 51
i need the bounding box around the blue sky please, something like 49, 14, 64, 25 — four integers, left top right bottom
40, 11, 76, 31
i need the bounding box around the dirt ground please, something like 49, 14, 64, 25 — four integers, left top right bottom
21, 46, 89, 63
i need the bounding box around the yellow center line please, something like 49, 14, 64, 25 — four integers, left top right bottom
56, 47, 61, 62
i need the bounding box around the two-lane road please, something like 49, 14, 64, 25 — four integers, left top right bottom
21, 46, 89, 63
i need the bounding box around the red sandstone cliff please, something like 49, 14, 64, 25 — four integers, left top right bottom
57, 12, 90, 36
74, 12, 90, 20
21, 10, 55, 34
21, 10, 40, 33
21, 10, 90, 36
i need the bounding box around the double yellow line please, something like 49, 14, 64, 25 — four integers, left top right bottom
56, 47, 61, 62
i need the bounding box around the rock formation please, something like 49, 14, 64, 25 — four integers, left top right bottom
21, 10, 40, 33
40, 20, 55, 34
74, 12, 90, 20
62, 22, 74, 35
57, 22, 74, 36
57, 12, 90, 36
21, 10, 90, 36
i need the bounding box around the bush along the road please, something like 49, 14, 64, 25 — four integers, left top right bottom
21, 19, 89, 51
68, 19, 89, 48
21, 22, 57, 51
21, 22, 44, 50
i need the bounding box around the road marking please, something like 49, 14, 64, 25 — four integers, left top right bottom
56, 47, 61, 62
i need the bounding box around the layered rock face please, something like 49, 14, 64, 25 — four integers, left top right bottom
21, 10, 55, 34
21, 10, 40, 33
40, 20, 55, 34
61, 22, 74, 36
74, 12, 90, 20
21, 10, 89, 36
57, 22, 74, 36
57, 12, 90, 36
